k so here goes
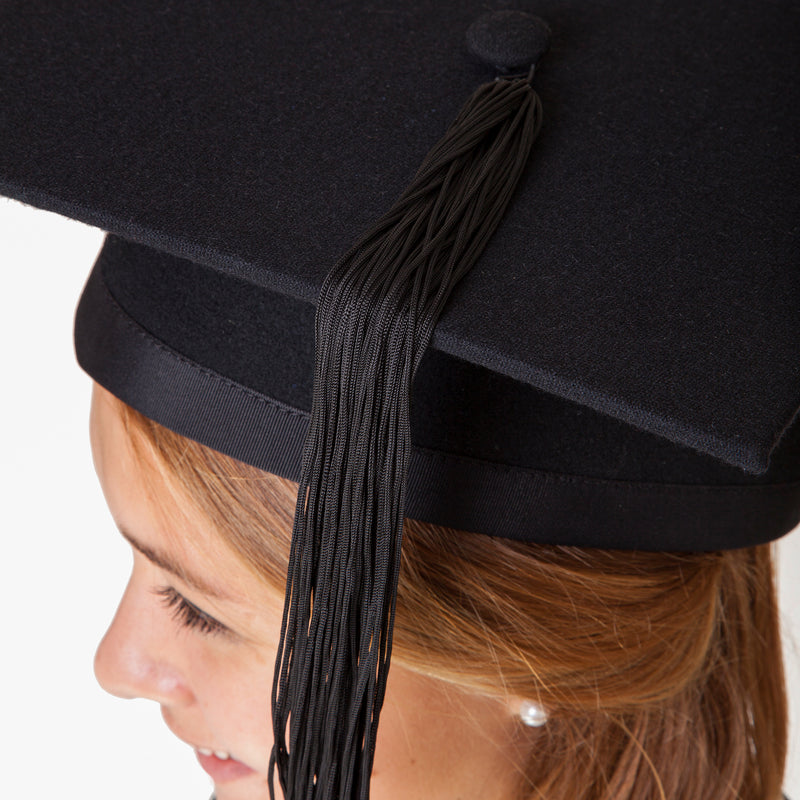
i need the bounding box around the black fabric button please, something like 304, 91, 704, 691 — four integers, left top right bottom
466, 10, 551, 72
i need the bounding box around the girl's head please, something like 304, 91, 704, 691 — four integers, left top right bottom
90, 384, 529, 800
1, 5, 797, 800
90, 382, 787, 800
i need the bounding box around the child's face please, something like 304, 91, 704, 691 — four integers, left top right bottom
89, 384, 520, 800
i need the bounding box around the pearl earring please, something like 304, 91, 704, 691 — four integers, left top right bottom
519, 699, 548, 727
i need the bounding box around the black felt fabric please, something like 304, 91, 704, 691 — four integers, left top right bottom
0, 0, 798, 475
99, 237, 800, 488
74, 246, 800, 550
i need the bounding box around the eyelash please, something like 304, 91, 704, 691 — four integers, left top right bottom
155, 586, 228, 637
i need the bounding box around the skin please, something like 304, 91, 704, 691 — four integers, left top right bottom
90, 384, 527, 800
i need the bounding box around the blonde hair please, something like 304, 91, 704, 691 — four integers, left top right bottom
116, 395, 787, 799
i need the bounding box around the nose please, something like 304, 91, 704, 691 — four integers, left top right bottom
94, 573, 194, 706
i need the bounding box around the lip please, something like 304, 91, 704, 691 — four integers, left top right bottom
195, 749, 257, 782
160, 709, 259, 783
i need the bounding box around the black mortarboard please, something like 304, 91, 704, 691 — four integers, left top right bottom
1, 2, 798, 798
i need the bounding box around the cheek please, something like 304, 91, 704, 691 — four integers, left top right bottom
191, 641, 278, 762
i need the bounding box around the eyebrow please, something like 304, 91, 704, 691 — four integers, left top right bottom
118, 526, 235, 601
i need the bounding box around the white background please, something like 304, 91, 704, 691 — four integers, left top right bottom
1, 197, 797, 798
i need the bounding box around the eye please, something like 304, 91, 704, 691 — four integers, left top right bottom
155, 586, 228, 637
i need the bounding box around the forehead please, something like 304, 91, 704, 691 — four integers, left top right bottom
88, 384, 261, 603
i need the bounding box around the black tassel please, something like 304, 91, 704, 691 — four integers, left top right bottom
269, 72, 543, 800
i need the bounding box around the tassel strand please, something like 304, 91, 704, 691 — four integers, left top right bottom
270, 73, 543, 800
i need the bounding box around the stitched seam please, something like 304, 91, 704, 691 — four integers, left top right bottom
99, 267, 309, 421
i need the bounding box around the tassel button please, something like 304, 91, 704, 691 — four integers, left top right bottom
466, 10, 551, 73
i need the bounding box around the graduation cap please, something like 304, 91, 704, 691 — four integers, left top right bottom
1, 1, 798, 798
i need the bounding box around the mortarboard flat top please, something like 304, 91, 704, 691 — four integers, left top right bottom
0, 0, 799, 551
